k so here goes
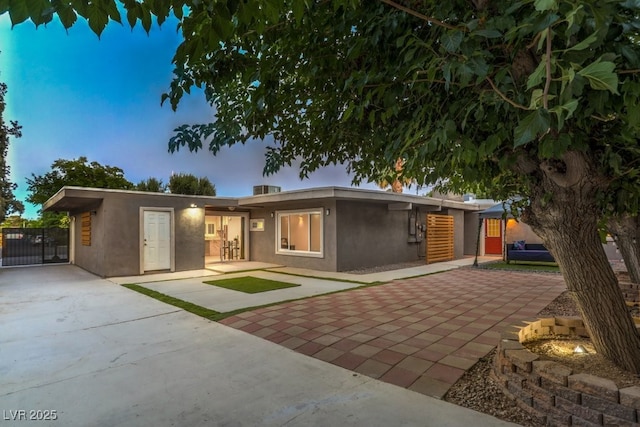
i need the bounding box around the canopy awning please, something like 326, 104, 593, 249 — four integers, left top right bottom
478, 199, 519, 219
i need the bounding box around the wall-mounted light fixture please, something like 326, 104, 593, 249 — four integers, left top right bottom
189, 203, 198, 208
325, 208, 331, 216
270, 212, 274, 218
228, 206, 236, 211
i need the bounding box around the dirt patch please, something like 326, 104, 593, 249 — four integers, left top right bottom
523, 337, 640, 389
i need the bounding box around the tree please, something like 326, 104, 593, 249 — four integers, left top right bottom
6, 1, 640, 372
135, 177, 166, 193
26, 156, 133, 206
168, 173, 215, 196
0, 81, 24, 222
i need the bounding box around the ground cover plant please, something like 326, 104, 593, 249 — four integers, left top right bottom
204, 276, 300, 293
481, 261, 560, 273
122, 284, 222, 320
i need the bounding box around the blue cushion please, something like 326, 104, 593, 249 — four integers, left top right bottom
513, 240, 526, 250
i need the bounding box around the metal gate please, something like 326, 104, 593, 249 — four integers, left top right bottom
1, 227, 70, 267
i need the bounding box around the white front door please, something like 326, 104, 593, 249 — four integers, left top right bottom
143, 210, 171, 271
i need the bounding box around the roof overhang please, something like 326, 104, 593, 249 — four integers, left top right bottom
43, 186, 239, 213
238, 186, 481, 212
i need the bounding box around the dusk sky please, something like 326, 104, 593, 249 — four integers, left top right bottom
0, 14, 378, 218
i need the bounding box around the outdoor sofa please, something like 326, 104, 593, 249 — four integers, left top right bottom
506, 241, 555, 263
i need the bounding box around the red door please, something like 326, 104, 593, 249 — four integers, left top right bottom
484, 219, 503, 255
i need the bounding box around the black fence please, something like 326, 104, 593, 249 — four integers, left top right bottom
1, 228, 70, 267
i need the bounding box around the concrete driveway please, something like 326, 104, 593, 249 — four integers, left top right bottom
0, 265, 518, 426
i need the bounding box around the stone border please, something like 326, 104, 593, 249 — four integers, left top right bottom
494, 317, 640, 426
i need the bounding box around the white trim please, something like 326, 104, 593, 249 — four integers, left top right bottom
139, 207, 175, 274
275, 208, 324, 258
206, 211, 251, 261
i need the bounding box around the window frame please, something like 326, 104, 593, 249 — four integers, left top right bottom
275, 208, 324, 258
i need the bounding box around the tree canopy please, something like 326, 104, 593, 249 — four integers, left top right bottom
5, 0, 640, 372
26, 156, 134, 206
0, 81, 24, 222
135, 177, 167, 193
168, 173, 216, 196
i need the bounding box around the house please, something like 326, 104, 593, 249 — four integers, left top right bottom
43, 186, 490, 277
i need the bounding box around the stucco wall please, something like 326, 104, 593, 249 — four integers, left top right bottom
70, 204, 107, 277
464, 212, 482, 256
441, 209, 465, 259
248, 200, 337, 271
335, 200, 424, 271
71, 192, 206, 277
505, 219, 545, 245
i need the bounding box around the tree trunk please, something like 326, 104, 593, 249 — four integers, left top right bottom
608, 215, 640, 284
521, 151, 640, 373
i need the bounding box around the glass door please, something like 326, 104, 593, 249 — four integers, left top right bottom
205, 213, 248, 263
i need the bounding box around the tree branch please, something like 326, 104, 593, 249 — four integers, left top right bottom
619, 69, 640, 75
379, 0, 461, 31
485, 77, 530, 110
543, 28, 552, 110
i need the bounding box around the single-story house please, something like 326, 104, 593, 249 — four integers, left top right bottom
44, 186, 494, 277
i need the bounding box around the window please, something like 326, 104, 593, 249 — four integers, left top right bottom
276, 209, 322, 256
206, 223, 216, 235
486, 219, 501, 238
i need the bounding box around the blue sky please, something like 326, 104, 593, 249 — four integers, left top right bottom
0, 14, 377, 218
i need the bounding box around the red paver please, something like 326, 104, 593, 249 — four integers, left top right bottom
221, 268, 565, 398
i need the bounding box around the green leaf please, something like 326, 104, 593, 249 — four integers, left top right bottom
86, 5, 108, 36
58, 5, 77, 29
26, 0, 50, 25
527, 59, 546, 90
126, 6, 137, 28
292, 0, 305, 24
565, 32, 598, 52
514, 109, 550, 147
472, 29, 502, 38
8, 0, 29, 26
577, 58, 619, 94
0, 0, 8, 14
534, 0, 558, 11
441, 30, 463, 53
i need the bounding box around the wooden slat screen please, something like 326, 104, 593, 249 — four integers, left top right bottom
426, 214, 454, 264
81, 212, 91, 246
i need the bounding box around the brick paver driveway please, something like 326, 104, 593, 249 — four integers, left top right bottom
221, 268, 566, 398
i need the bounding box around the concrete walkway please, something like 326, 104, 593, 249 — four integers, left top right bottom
0, 264, 519, 426
107, 256, 501, 313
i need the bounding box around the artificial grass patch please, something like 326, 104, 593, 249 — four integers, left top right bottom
204, 276, 301, 293
481, 261, 560, 273
122, 284, 222, 321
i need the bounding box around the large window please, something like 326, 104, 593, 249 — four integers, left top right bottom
277, 209, 323, 256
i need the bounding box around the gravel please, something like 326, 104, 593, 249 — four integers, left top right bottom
444, 279, 640, 426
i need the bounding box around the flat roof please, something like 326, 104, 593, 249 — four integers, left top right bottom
43, 186, 482, 213
238, 186, 481, 211
43, 186, 238, 212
